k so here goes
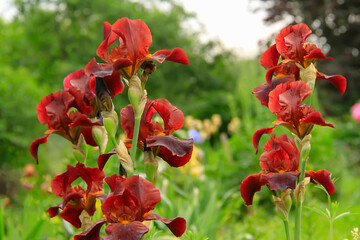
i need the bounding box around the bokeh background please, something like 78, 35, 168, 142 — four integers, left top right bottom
1, 0, 360, 239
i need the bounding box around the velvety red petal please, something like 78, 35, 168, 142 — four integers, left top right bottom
101, 192, 141, 220
150, 48, 189, 65
102, 222, 149, 240
81, 127, 98, 147
144, 213, 186, 237
59, 203, 83, 229
301, 111, 334, 128
260, 44, 280, 69
103, 71, 125, 98
147, 135, 193, 167
305, 47, 333, 60
265, 65, 281, 84
120, 104, 136, 139
261, 172, 300, 191
317, 71, 347, 94
275, 23, 311, 60
111, 17, 152, 63
97, 21, 119, 63
69, 114, 100, 128
30, 133, 52, 164
252, 127, 275, 154
240, 174, 264, 206
63, 70, 85, 89
85, 58, 115, 78
74, 218, 107, 240
152, 99, 184, 133
98, 149, 116, 170
252, 75, 294, 107
306, 169, 335, 195
47, 206, 60, 218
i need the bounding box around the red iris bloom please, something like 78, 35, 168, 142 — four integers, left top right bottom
118, 99, 193, 168
260, 23, 346, 94
30, 88, 100, 163
74, 175, 186, 240
63, 69, 124, 101
85, 17, 188, 80
241, 134, 334, 206
253, 81, 334, 153
47, 163, 105, 228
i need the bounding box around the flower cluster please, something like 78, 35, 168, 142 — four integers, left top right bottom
241, 23, 346, 226
31, 17, 193, 239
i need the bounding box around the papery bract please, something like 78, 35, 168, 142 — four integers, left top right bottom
47, 163, 105, 228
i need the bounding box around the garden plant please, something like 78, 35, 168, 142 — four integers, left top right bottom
0, 2, 356, 239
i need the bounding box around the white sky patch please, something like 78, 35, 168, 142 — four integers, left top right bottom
178, 0, 291, 58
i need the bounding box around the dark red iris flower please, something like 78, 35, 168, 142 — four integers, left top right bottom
30, 88, 101, 163
63, 69, 124, 101
260, 23, 346, 94
47, 163, 105, 228
85, 17, 188, 80
74, 175, 186, 240
241, 134, 335, 206
116, 99, 193, 168
253, 81, 334, 153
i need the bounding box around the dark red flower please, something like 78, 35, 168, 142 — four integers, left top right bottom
241, 134, 335, 205
252, 81, 334, 152
75, 175, 186, 240
47, 163, 105, 228
30, 88, 101, 163
85, 17, 188, 80
118, 99, 193, 168
260, 23, 346, 94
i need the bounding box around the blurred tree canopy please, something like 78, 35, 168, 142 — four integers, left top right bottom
255, 0, 360, 114
0, 0, 240, 166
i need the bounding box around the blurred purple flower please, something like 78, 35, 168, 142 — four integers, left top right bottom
351, 103, 360, 122
188, 129, 203, 143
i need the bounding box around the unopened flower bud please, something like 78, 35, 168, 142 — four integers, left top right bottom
115, 140, 134, 173
281, 189, 292, 212
297, 63, 317, 90
144, 150, 158, 182
72, 134, 87, 163
300, 134, 311, 158
272, 195, 289, 221
102, 110, 118, 139
92, 126, 108, 153
294, 177, 310, 203
128, 75, 143, 110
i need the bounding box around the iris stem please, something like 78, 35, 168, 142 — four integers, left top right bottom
130, 113, 141, 171
283, 220, 291, 240
294, 142, 310, 240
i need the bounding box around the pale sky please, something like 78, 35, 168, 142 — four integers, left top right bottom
178, 0, 290, 57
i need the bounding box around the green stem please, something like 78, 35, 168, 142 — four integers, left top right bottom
294, 144, 310, 240
283, 220, 291, 240
130, 114, 141, 171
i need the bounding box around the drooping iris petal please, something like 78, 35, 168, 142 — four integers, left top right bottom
149, 48, 189, 65
305, 169, 335, 195
74, 219, 107, 240
146, 135, 193, 167
143, 213, 186, 237
240, 174, 265, 206
98, 149, 117, 170
30, 132, 52, 164
260, 172, 300, 191
316, 71, 347, 95
102, 222, 149, 240
305, 47, 333, 61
